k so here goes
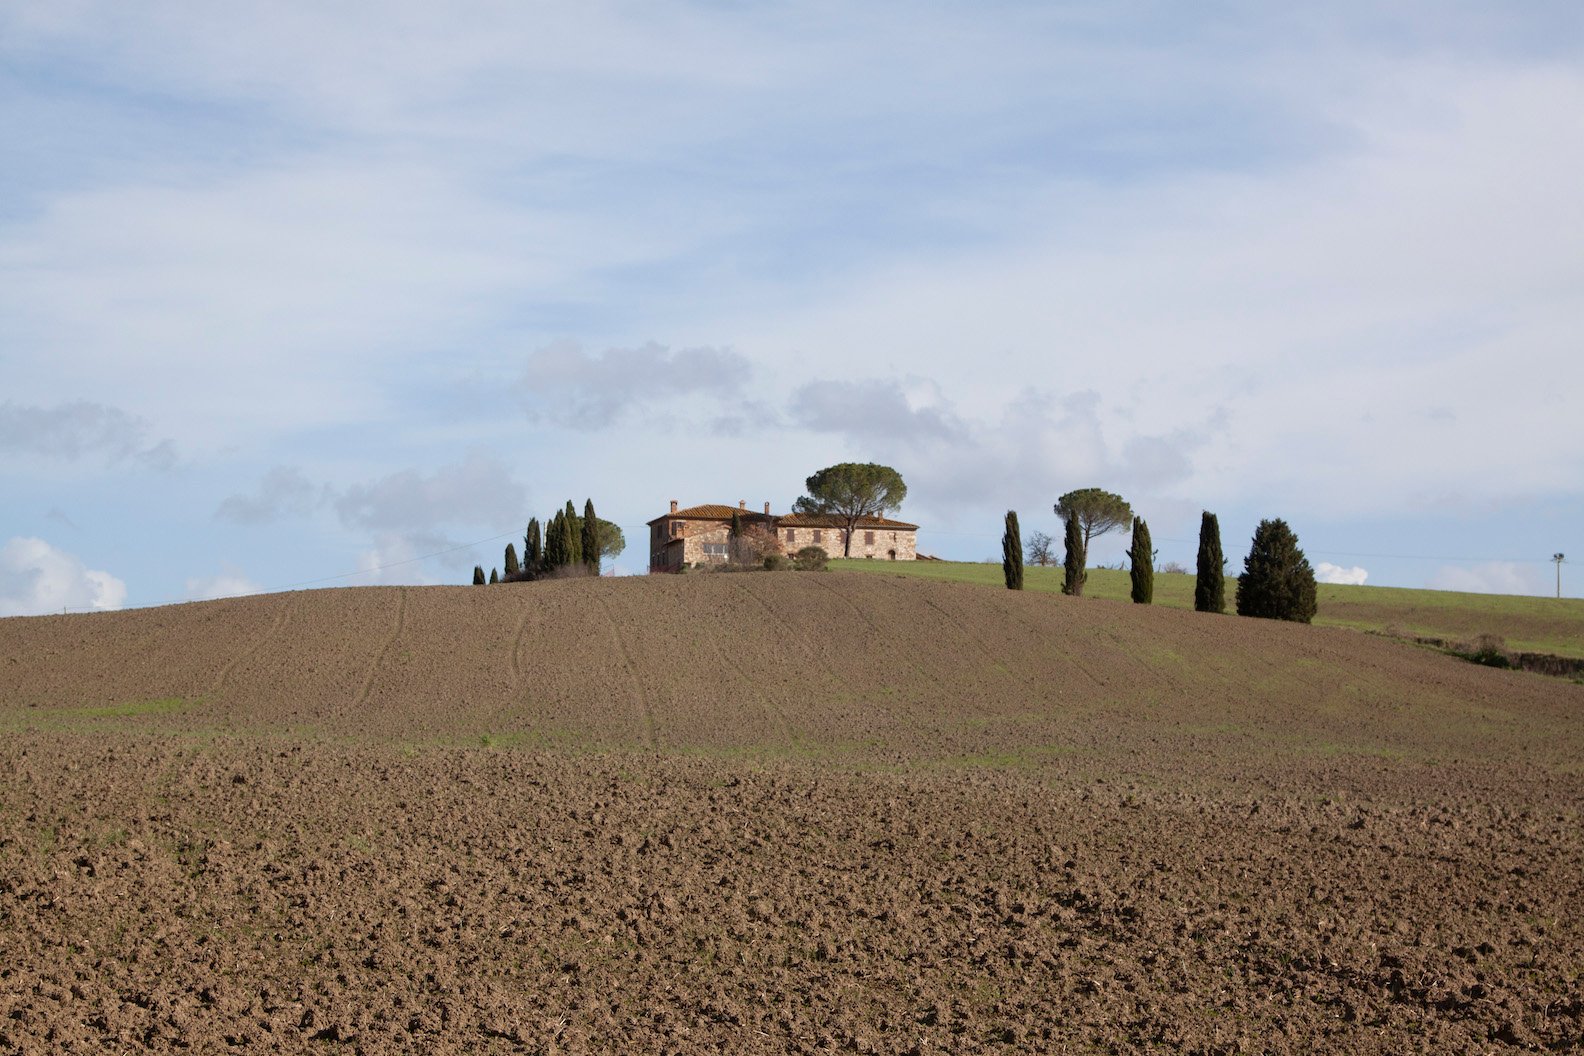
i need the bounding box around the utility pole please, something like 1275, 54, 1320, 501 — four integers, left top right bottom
1554, 553, 1566, 599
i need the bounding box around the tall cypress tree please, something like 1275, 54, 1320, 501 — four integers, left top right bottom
472, 565, 485, 585
1194, 511, 1225, 613
504, 542, 520, 578
524, 519, 542, 571
582, 499, 600, 573
1062, 511, 1086, 596
544, 511, 566, 568
564, 501, 583, 566
1002, 511, 1024, 590
489, 568, 499, 584
1236, 518, 1318, 623
1128, 517, 1153, 604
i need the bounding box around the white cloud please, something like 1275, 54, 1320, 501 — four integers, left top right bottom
518, 341, 753, 429
351, 533, 445, 586
1315, 561, 1369, 585
183, 568, 263, 601
0, 400, 174, 467
333, 450, 526, 534
1429, 562, 1549, 597
789, 378, 966, 443
215, 466, 321, 525
0, 537, 127, 617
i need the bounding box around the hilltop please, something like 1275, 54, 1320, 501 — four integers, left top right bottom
2, 573, 1581, 1053
3, 572, 1577, 769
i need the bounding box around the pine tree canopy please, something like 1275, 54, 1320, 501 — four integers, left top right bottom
1054, 488, 1132, 556
793, 463, 906, 558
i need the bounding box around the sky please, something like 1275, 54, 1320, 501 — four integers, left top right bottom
3, 1, 1582, 614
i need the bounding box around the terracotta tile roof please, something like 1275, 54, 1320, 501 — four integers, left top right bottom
648, 503, 917, 531
777, 512, 918, 530
647, 504, 774, 525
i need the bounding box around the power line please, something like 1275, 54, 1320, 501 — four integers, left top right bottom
266, 528, 523, 592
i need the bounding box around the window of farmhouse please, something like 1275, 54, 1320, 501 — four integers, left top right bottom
864, 531, 875, 544
701, 542, 729, 557
785, 529, 796, 544
813, 530, 822, 544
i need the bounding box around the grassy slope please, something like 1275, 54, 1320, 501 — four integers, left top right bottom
832, 559, 1584, 658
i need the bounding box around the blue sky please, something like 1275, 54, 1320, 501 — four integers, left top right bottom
3, 1, 1581, 613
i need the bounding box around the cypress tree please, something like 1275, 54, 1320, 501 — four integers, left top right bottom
1062, 510, 1085, 596
1002, 511, 1024, 590
564, 501, 583, 566
1236, 518, 1318, 623
504, 542, 520, 578
489, 568, 499, 584
524, 519, 542, 570
544, 512, 566, 568
582, 499, 600, 573
1194, 511, 1225, 613
1128, 517, 1153, 604
472, 565, 485, 585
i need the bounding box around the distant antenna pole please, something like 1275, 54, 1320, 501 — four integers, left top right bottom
1554, 553, 1566, 599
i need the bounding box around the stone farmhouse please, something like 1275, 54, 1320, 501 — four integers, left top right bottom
648, 500, 919, 571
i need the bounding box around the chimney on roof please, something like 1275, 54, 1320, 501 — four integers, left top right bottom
669, 499, 678, 514
739, 500, 747, 510
764, 501, 771, 515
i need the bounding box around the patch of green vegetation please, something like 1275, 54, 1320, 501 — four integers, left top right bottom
77, 696, 196, 719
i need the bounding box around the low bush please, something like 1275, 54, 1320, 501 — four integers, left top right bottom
793, 546, 829, 572
1457, 633, 1511, 668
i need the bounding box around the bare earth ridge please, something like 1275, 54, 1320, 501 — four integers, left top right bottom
2, 573, 1581, 1053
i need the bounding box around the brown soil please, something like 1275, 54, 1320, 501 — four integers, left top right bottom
2, 573, 1581, 1053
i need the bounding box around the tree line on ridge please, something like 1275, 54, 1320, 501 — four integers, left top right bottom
1002, 487, 1317, 623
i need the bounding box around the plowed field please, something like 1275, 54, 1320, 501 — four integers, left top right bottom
2, 573, 1581, 1053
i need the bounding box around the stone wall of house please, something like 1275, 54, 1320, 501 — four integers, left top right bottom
679, 523, 734, 565
650, 519, 737, 569
780, 526, 917, 561
654, 517, 919, 568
